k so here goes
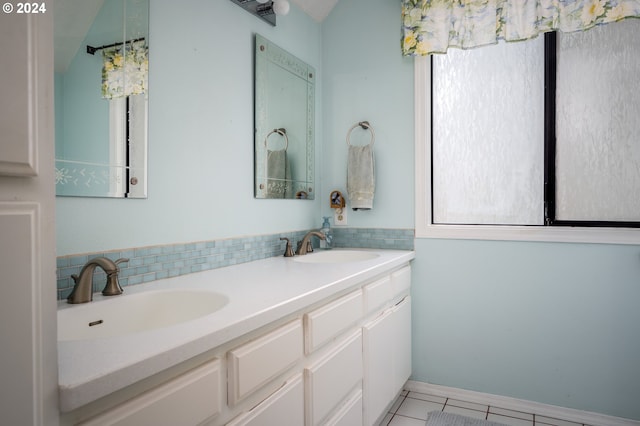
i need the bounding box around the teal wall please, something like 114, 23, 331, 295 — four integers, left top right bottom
319, 0, 414, 226
56, 0, 322, 255
322, 0, 640, 421
412, 239, 640, 420
55, 0, 640, 420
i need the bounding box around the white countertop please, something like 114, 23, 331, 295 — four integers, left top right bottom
57, 249, 414, 412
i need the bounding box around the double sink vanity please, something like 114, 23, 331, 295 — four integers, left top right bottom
54, 2, 411, 424
58, 248, 415, 425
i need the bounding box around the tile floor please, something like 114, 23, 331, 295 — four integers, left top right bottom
379, 390, 593, 426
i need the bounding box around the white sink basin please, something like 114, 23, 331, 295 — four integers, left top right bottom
58, 289, 228, 341
293, 250, 380, 264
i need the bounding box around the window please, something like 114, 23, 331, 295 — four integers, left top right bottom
415, 20, 640, 244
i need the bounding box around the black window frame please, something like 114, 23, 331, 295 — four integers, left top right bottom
431, 31, 640, 229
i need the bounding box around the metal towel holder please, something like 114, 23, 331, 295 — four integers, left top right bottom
264, 128, 288, 151
346, 121, 375, 147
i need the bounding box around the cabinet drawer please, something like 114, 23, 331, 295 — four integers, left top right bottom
226, 374, 304, 426
391, 266, 411, 297
324, 389, 363, 426
80, 359, 221, 426
228, 319, 303, 405
304, 289, 362, 354
305, 330, 363, 426
363, 275, 392, 315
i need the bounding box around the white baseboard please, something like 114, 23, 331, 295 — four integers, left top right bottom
405, 380, 640, 426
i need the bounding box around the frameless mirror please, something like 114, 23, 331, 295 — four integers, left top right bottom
254, 34, 315, 199
54, 0, 149, 198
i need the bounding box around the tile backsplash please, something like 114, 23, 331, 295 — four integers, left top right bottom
331, 227, 414, 250
56, 227, 414, 300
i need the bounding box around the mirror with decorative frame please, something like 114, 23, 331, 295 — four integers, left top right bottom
54, 0, 149, 198
254, 34, 315, 200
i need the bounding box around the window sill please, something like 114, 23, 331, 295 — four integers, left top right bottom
416, 223, 640, 245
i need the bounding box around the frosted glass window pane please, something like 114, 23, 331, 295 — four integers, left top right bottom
556, 20, 640, 222
432, 38, 545, 225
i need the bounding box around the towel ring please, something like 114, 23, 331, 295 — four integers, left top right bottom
346, 121, 375, 147
264, 128, 288, 151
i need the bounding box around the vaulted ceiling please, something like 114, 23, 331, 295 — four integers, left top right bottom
53, 0, 105, 72
53, 0, 338, 72
290, 0, 339, 22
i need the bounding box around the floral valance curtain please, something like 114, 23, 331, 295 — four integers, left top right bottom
402, 0, 640, 56
102, 40, 148, 99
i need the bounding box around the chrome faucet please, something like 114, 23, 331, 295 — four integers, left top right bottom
296, 231, 326, 255
67, 257, 129, 304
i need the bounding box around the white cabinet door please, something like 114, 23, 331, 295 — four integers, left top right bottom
392, 297, 412, 394
363, 296, 412, 426
363, 309, 395, 426
0, 13, 40, 176
226, 374, 304, 426
0, 9, 57, 426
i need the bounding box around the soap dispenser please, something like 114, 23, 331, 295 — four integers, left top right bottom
319, 216, 333, 249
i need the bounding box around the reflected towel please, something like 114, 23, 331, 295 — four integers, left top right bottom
266, 150, 291, 199
347, 144, 375, 210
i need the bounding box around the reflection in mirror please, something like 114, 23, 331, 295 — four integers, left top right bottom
255, 34, 315, 200
54, 0, 149, 198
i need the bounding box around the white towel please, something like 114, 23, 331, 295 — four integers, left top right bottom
347, 144, 375, 210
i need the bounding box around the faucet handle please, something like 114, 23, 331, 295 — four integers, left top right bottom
102, 274, 123, 296
280, 238, 295, 257
102, 258, 129, 296
115, 258, 129, 268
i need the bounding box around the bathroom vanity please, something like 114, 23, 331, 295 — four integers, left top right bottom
58, 249, 414, 425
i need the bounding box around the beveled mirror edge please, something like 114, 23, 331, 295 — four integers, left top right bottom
54, 0, 149, 199
254, 34, 315, 200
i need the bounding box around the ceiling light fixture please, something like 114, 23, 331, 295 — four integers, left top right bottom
272, 0, 290, 16
230, 0, 274, 25
229, 0, 289, 26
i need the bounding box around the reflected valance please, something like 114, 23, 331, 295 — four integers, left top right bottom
102, 40, 149, 99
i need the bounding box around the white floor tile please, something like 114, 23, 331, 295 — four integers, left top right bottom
388, 415, 428, 426
396, 397, 445, 420
489, 406, 534, 421
396, 386, 612, 426
487, 413, 533, 425
406, 391, 447, 405
446, 398, 489, 412
535, 415, 583, 426
443, 405, 488, 419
